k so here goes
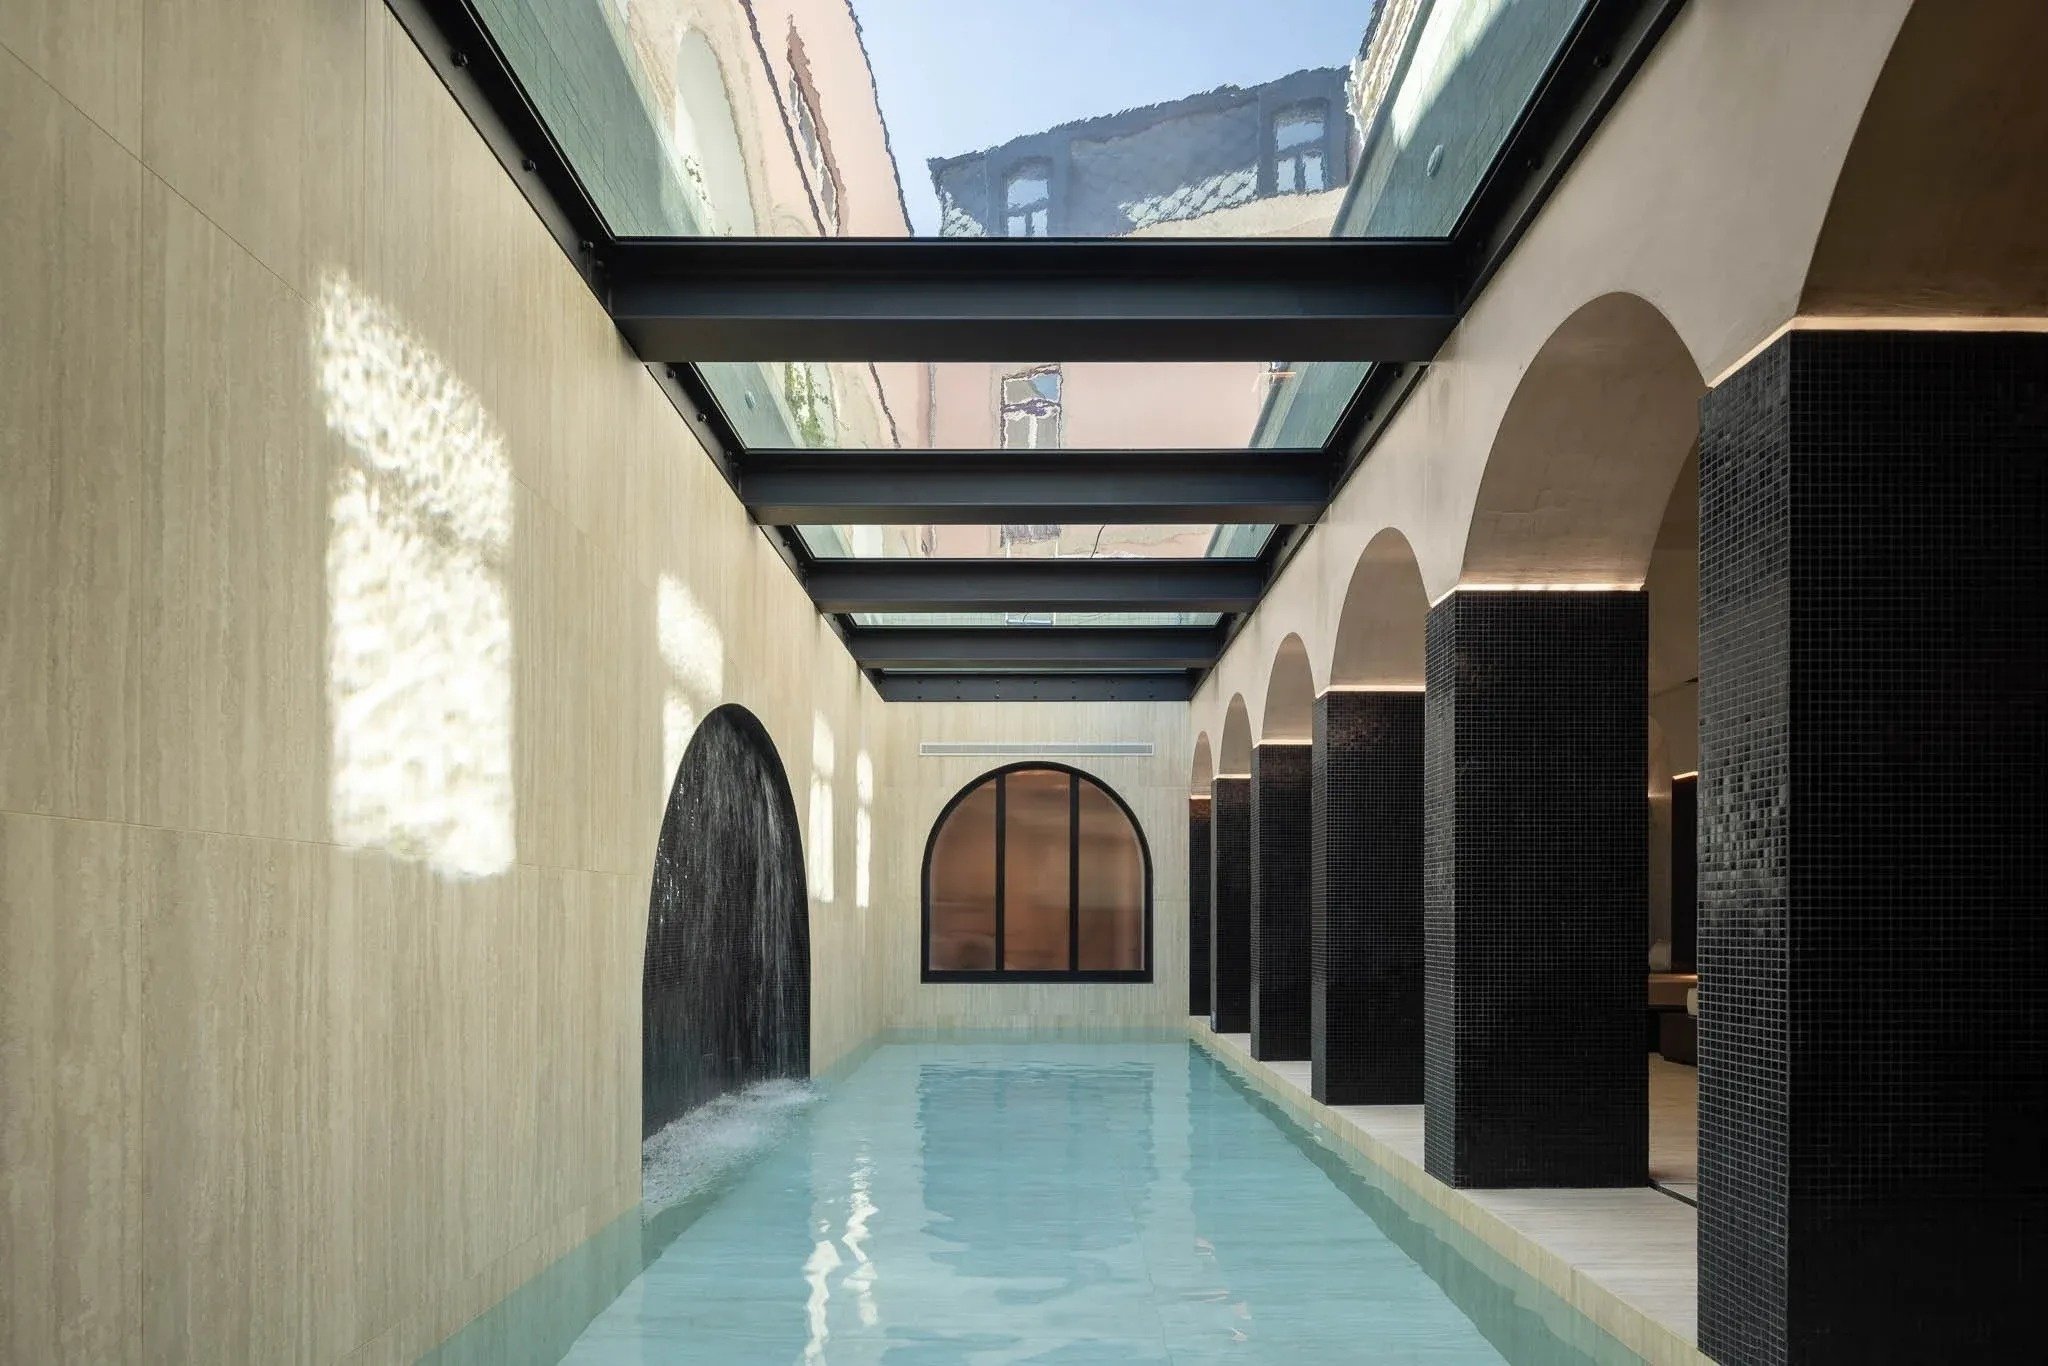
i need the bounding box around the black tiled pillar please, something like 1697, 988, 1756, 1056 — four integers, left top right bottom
1312, 690, 1423, 1105
1696, 331, 2048, 1366
1250, 743, 1312, 1060
1188, 796, 1212, 1017
1208, 777, 1251, 1033
1422, 589, 1647, 1189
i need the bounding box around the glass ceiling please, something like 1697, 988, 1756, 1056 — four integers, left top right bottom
799, 524, 1272, 560
456, 0, 1608, 686
474, 0, 1593, 242
703, 360, 1367, 452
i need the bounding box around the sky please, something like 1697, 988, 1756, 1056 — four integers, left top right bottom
849, 0, 1381, 233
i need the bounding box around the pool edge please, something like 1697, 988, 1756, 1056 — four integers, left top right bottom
1186, 1019, 1713, 1366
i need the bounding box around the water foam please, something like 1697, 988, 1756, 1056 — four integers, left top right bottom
640, 1077, 815, 1217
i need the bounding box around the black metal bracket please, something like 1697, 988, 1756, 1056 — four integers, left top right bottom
807, 560, 1266, 614
737, 449, 1331, 525
874, 672, 1195, 703
607, 238, 1461, 363
848, 626, 1227, 670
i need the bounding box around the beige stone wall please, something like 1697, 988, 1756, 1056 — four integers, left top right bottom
0, 5, 925, 1360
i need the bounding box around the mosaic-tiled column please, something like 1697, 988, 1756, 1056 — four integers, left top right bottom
1188, 796, 1212, 1017
1422, 589, 1647, 1189
1312, 689, 1423, 1105
1250, 743, 1312, 1061
1697, 331, 2048, 1365
1208, 776, 1252, 1033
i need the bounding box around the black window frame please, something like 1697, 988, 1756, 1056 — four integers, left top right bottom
921, 761, 1154, 984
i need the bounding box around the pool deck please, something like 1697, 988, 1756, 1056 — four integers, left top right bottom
1190, 1022, 1710, 1366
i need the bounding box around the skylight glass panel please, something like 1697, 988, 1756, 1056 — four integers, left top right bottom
699, 361, 1367, 451
469, 1, 1592, 241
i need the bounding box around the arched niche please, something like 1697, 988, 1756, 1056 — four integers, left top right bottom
643, 704, 809, 1138
1463, 292, 1704, 586
1802, 0, 2048, 319
1190, 732, 1214, 798
1218, 695, 1253, 777
1261, 635, 1315, 743
1330, 527, 1429, 688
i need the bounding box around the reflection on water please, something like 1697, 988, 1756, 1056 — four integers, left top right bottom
560, 1043, 1640, 1364
316, 271, 514, 879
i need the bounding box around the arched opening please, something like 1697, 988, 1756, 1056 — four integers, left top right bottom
643, 704, 809, 1138
1190, 732, 1214, 797
1442, 293, 1702, 1190
1261, 634, 1315, 743
1330, 528, 1428, 689
1218, 695, 1253, 778
923, 764, 1152, 982
1801, 0, 2048, 318
1463, 292, 1704, 586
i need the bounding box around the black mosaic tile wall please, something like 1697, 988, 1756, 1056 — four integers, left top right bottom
1697, 331, 2048, 1365
643, 705, 810, 1138
1188, 798, 1212, 1016
1313, 690, 1424, 1105
1422, 590, 1647, 1189
1209, 777, 1252, 1033
1250, 744, 1313, 1061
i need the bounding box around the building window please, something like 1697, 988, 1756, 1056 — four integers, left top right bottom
999, 364, 1061, 449
789, 72, 839, 231
1273, 102, 1328, 194
924, 765, 1151, 981
1004, 159, 1052, 236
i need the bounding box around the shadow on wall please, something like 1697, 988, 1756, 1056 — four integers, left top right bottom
644, 704, 810, 1136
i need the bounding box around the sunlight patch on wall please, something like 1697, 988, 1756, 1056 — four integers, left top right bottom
809, 713, 836, 904
855, 749, 874, 910
658, 574, 726, 780
317, 271, 514, 879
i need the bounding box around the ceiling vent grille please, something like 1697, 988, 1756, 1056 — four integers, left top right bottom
918, 741, 1154, 758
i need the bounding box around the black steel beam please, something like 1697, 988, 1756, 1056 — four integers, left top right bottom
608, 238, 1461, 362
848, 626, 1225, 670
808, 560, 1264, 614
738, 449, 1331, 525
873, 672, 1195, 703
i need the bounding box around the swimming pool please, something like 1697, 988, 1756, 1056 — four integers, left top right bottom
519, 1041, 1636, 1365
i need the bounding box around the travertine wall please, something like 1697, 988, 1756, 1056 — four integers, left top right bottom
0, 6, 1185, 1363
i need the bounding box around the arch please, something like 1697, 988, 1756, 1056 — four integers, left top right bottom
1330, 527, 1429, 688
1218, 695, 1253, 776
643, 704, 809, 1139
921, 763, 1152, 981
1261, 635, 1315, 743
1190, 732, 1214, 798
673, 28, 758, 234
1802, 0, 2048, 318
1462, 292, 1704, 586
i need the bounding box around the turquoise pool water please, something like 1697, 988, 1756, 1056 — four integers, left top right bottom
539, 1042, 1633, 1365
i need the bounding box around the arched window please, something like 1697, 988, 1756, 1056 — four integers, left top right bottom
924, 764, 1151, 982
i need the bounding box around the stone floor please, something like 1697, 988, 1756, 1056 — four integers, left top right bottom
1197, 1026, 1708, 1365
